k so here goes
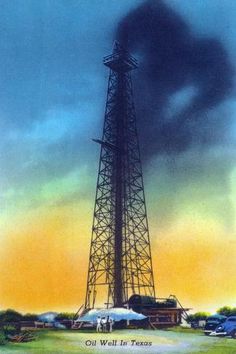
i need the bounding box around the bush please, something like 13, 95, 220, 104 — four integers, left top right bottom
0, 331, 6, 345
3, 324, 19, 336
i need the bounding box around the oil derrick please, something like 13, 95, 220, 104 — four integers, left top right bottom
85, 42, 155, 309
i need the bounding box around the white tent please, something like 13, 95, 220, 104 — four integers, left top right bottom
38, 312, 58, 323
77, 308, 146, 323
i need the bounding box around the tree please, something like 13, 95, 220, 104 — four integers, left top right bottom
187, 312, 210, 323
0, 310, 22, 323
22, 313, 39, 321
217, 306, 236, 317
55, 313, 76, 321
231, 308, 236, 316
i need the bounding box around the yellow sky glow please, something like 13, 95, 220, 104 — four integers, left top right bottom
0, 201, 235, 314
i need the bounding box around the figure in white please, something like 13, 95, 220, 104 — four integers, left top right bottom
96, 316, 102, 332
101, 317, 106, 332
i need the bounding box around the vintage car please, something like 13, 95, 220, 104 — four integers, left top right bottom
211, 316, 236, 339
204, 314, 227, 335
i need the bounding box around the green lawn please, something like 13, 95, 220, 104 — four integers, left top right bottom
0, 330, 90, 354
166, 326, 204, 334
0, 329, 235, 353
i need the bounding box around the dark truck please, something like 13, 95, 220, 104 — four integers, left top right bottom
204, 314, 227, 335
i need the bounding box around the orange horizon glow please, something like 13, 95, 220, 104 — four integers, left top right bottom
0, 202, 235, 315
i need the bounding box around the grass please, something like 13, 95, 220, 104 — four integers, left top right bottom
177, 327, 236, 353
168, 327, 236, 353
197, 338, 236, 354
166, 326, 203, 334
0, 328, 235, 353
0, 330, 88, 353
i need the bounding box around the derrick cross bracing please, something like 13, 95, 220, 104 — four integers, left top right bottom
85, 42, 155, 309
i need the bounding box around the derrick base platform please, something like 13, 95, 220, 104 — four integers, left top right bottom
127, 294, 190, 328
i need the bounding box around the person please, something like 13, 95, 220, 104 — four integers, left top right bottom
96, 316, 102, 332
106, 316, 113, 333
101, 317, 106, 332
110, 317, 114, 332
106, 316, 110, 333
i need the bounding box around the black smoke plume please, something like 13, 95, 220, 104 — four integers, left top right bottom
117, 0, 234, 158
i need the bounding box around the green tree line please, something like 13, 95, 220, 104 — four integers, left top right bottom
0, 310, 77, 323
187, 306, 236, 322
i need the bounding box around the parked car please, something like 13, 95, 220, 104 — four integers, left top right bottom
190, 320, 206, 329
204, 314, 227, 335
211, 316, 236, 339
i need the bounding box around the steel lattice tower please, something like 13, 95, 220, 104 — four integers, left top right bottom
85, 42, 155, 309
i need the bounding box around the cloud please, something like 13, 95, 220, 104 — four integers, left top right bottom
115, 0, 236, 230
117, 0, 234, 157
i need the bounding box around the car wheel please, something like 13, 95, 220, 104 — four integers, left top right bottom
204, 332, 210, 336
231, 330, 236, 339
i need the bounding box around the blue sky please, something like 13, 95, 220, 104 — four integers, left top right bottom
1, 0, 235, 195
